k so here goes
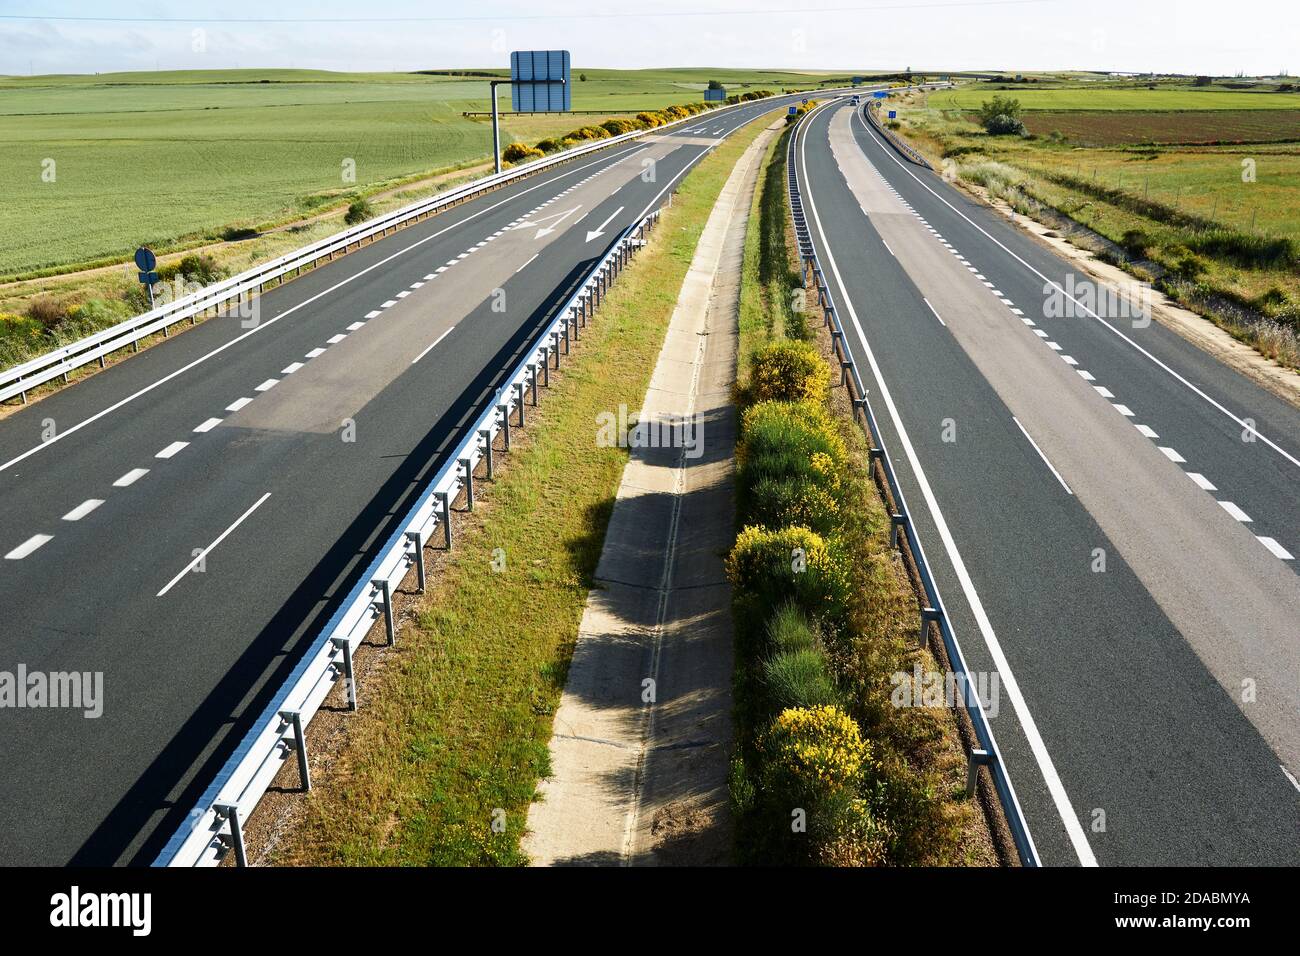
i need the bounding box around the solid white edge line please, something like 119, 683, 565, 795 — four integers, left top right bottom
851, 106, 1300, 472
157, 492, 272, 598
516, 253, 539, 274
411, 326, 456, 365
804, 101, 1095, 867
1012, 416, 1074, 495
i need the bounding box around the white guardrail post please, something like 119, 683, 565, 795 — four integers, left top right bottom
786, 96, 1040, 867
153, 209, 662, 866
2, 90, 828, 406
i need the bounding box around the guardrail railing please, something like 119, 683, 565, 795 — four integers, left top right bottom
154, 210, 661, 867
1, 91, 806, 407
786, 100, 1039, 866
864, 98, 934, 169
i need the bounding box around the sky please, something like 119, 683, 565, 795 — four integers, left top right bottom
1, 0, 1296, 78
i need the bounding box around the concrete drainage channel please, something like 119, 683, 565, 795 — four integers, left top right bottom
154, 211, 662, 867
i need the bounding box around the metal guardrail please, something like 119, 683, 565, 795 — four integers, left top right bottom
786, 101, 1040, 867
154, 210, 661, 867
864, 98, 934, 169
0, 91, 801, 406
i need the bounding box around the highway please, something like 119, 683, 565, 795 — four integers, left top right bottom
0, 92, 810, 866
796, 98, 1300, 865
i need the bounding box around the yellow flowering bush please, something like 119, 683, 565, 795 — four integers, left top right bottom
748, 341, 828, 406
763, 705, 870, 794
725, 525, 852, 622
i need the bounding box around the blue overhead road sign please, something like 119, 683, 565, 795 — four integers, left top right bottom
511, 50, 570, 112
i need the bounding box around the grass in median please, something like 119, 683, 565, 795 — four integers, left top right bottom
728, 123, 999, 867
269, 111, 779, 867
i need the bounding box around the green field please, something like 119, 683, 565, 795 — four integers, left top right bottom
0, 67, 832, 279
929, 87, 1300, 111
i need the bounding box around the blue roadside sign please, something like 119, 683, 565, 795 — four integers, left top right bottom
888, 110, 897, 119
788, 106, 797, 115
134, 246, 156, 272
873, 90, 888, 99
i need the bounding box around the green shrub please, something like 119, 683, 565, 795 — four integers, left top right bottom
983, 113, 1026, 135
738, 401, 847, 485
746, 474, 842, 536
344, 198, 374, 225
535, 138, 562, 153
67, 298, 130, 328
725, 525, 852, 624
636, 111, 662, 128
765, 602, 819, 654
764, 648, 840, 712
760, 705, 869, 803
748, 341, 828, 405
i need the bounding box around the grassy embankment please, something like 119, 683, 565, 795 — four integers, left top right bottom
268, 111, 779, 866
895, 84, 1300, 368
726, 122, 997, 866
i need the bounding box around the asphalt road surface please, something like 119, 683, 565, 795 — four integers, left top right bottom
796, 97, 1300, 865
0, 92, 816, 866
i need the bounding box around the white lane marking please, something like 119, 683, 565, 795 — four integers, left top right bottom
1047, 341, 1062, 351
396, 290, 411, 298
256, 378, 279, 391
411, 326, 456, 365
1218, 500, 1252, 523
1012, 417, 1073, 495
227, 397, 253, 411
436, 266, 448, 273
456, 253, 469, 260
1135, 423, 1159, 438
346, 322, 365, 331
281, 362, 304, 375
156, 492, 272, 598
516, 253, 539, 273
1187, 472, 1217, 491
1077, 370, 1095, 381
113, 468, 149, 487
411, 281, 424, 289
1021, 317, 1036, 326
802, 113, 1091, 868
1113, 404, 1135, 417
1010, 307, 1024, 315
1158, 446, 1186, 463
1093, 385, 1114, 398
193, 417, 222, 433
882, 238, 895, 257
381, 299, 398, 307
1061, 355, 1078, 366
853, 105, 1300, 472
156, 441, 189, 459
445, 260, 458, 267
305, 348, 326, 359
62, 499, 104, 522
327, 334, 346, 344
922, 297, 946, 326
1283, 765, 1300, 791
5, 533, 52, 560
365, 310, 381, 319
1258, 537, 1294, 560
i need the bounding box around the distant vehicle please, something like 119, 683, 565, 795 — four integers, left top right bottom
851, 95, 860, 104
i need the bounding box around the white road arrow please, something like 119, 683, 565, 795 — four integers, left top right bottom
516, 206, 581, 239
585, 206, 624, 243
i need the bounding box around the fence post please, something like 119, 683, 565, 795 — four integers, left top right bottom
280, 710, 311, 791
889, 513, 907, 549
331, 636, 357, 710
406, 530, 426, 593
499, 402, 511, 450
375, 578, 395, 646
215, 804, 247, 867
514, 383, 526, 426
436, 491, 452, 549
460, 457, 474, 511
480, 429, 494, 479
966, 748, 991, 798
918, 606, 941, 649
